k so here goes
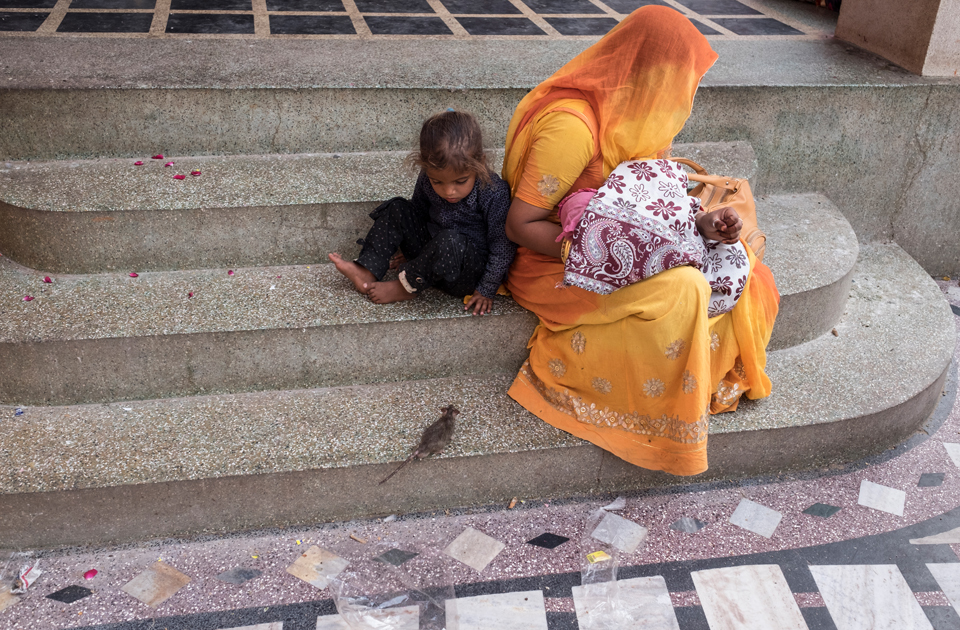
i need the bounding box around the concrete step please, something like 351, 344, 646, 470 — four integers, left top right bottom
0, 192, 855, 406
0, 243, 952, 548
0, 141, 756, 274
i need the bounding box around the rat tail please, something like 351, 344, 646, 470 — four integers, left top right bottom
378, 452, 416, 485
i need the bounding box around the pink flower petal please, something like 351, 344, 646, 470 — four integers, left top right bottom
152, 154, 164, 160
129, 272, 139, 278
173, 174, 186, 180
134, 161, 144, 166
23, 296, 34, 302
43, 276, 52, 283
164, 161, 174, 167
227, 270, 234, 276
188, 292, 194, 298
190, 170, 201, 177
83, 569, 97, 580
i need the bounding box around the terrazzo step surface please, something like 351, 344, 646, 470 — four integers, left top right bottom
0, 243, 952, 548
0, 141, 756, 273
0, 192, 855, 405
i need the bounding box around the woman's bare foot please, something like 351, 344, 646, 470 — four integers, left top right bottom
366, 280, 417, 304
328, 252, 376, 294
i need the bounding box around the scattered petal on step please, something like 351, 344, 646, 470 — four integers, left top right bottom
228, 270, 234, 276
188, 292, 193, 298
134, 161, 143, 166
151, 154, 163, 159
129, 272, 138, 278
23, 295, 34, 301
43, 276, 52, 283
164, 162, 174, 167
173, 174, 185, 180
191, 169, 201, 176
83, 569, 98, 580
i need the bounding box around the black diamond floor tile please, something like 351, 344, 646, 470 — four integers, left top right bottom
545, 16, 617, 35
0, 0, 54, 7
673, 0, 761, 15
0, 10, 46, 29
713, 17, 803, 35
439, 0, 520, 14
215, 567, 263, 584
70, 0, 155, 8
803, 503, 842, 518
166, 13, 254, 33
523, 0, 604, 14
46, 585, 94, 604
365, 15, 449, 34
171, 0, 250, 10
690, 18, 719, 35
373, 548, 420, 566
601, 0, 670, 13
266, 0, 343, 10
58, 11, 152, 31
355, 0, 433, 13
457, 16, 543, 35
270, 13, 353, 33
919, 472, 946, 487
527, 532, 570, 549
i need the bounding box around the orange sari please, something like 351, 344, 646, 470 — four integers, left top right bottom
503, 7, 779, 476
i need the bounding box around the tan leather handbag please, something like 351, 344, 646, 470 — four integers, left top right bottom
671, 157, 766, 262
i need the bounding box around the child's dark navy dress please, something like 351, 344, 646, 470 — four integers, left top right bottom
356, 171, 515, 299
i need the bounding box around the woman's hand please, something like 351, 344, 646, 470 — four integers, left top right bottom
505, 198, 563, 258
465, 293, 493, 315
697, 207, 742, 244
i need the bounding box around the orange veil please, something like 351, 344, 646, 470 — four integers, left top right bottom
503, 6, 719, 188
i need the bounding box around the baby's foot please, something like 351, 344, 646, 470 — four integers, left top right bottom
328, 252, 376, 295
367, 280, 417, 304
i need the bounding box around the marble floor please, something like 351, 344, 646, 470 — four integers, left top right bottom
1, 279, 959, 630
0, 0, 828, 39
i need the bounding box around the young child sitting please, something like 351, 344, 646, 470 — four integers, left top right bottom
329, 110, 515, 315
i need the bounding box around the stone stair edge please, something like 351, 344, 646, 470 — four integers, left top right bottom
0, 142, 756, 212
0, 243, 952, 498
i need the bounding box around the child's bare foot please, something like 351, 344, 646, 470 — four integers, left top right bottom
328, 252, 376, 295
366, 280, 417, 304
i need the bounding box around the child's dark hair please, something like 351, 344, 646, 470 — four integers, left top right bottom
409, 110, 492, 186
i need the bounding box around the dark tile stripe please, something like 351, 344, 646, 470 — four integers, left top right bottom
166, 12, 255, 33
269, 13, 354, 33
0, 10, 47, 28
58, 11, 153, 31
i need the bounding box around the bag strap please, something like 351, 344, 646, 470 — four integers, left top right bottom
670, 157, 742, 193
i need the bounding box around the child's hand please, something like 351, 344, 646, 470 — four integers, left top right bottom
465, 293, 493, 316
389, 251, 406, 270
697, 207, 742, 244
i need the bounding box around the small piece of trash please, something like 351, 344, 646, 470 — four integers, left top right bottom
22, 296, 34, 302
15, 408, 23, 416
601, 496, 626, 511
251, 555, 259, 559
122, 407, 132, 411
151, 154, 163, 160
43, 276, 52, 283
190, 170, 201, 177
134, 161, 144, 166
164, 162, 174, 167
585, 551, 611, 564
508, 497, 517, 509
83, 569, 98, 580
269, 285, 275, 290
129, 272, 138, 278
943, 276, 951, 281
296, 540, 302, 545
349, 534, 367, 544
383, 515, 397, 522
173, 174, 185, 180
12, 564, 42, 594
831, 328, 839, 336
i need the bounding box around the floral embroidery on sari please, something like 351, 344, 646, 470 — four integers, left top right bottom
665, 339, 685, 360
592, 377, 613, 394
571, 331, 586, 354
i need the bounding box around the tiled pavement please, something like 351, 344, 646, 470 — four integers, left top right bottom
1, 283, 959, 629
0, 0, 827, 38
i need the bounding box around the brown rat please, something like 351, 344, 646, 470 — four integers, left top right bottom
379, 405, 459, 485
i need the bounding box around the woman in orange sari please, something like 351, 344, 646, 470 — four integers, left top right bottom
503, 6, 779, 476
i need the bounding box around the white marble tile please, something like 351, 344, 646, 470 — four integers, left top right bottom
285, 546, 349, 590
691, 564, 807, 630
572, 576, 680, 630
857, 480, 906, 516
222, 624, 283, 630
443, 527, 505, 573
590, 511, 649, 553
809, 564, 932, 630
728, 499, 782, 538
315, 606, 420, 630
926, 563, 960, 617
910, 526, 960, 545
446, 590, 548, 630
943, 442, 960, 468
